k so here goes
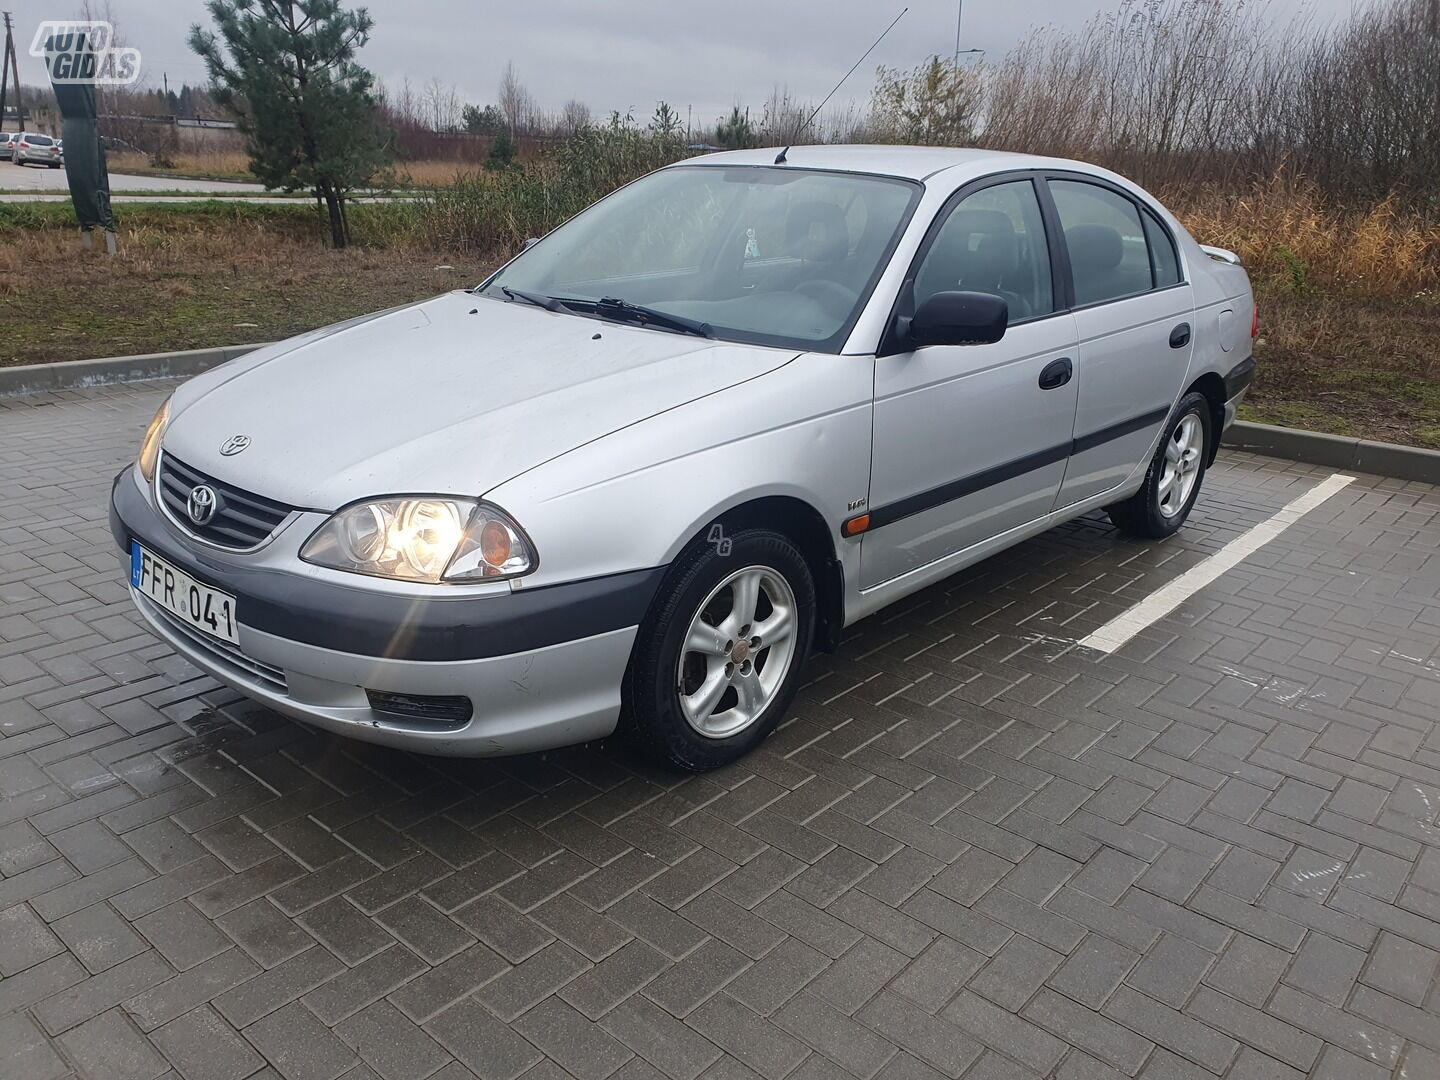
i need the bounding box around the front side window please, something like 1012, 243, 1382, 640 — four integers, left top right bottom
1049, 179, 1153, 307
484, 165, 920, 352
913, 179, 1055, 323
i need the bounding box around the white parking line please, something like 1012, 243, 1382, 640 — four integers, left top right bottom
1078, 472, 1356, 655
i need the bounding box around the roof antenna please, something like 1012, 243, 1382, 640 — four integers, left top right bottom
775, 6, 908, 165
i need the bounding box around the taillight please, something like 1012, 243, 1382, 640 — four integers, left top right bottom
1251, 304, 1260, 339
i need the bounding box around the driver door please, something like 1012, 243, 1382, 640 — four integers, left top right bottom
862, 177, 1079, 589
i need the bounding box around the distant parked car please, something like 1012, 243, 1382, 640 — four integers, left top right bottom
112, 146, 1257, 769
56, 139, 64, 162
14, 133, 62, 168
0, 133, 15, 160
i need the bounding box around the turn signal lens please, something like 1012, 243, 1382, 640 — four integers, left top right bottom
137, 397, 171, 483
1251, 304, 1260, 339
444, 505, 535, 581
480, 520, 512, 566
842, 513, 871, 537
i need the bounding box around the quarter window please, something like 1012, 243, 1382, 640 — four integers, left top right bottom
1048, 180, 1153, 307
913, 180, 1054, 323
1143, 210, 1182, 287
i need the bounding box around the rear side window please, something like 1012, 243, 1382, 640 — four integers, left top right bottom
1049, 180, 1152, 307
1143, 210, 1181, 287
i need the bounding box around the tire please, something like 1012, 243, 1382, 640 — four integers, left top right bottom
1106, 391, 1211, 539
624, 528, 815, 771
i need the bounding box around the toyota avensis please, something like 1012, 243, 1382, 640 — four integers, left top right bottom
111, 146, 1256, 770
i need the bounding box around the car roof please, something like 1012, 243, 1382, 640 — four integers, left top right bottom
675, 144, 1086, 182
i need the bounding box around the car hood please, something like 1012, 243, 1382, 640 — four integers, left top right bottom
163, 291, 798, 509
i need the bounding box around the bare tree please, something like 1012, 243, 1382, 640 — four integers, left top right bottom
497, 61, 533, 134
560, 98, 591, 134
423, 77, 460, 132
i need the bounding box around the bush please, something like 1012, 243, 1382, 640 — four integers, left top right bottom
407, 112, 690, 253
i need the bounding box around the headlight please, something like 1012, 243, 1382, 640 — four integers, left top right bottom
138, 397, 170, 482
300, 498, 537, 583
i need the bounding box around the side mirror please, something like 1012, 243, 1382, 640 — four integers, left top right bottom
906, 290, 1008, 347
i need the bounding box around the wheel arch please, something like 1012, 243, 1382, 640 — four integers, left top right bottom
664, 495, 845, 654
1185, 372, 1226, 465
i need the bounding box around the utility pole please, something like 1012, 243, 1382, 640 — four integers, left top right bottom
951, 2, 983, 69
953, 0, 963, 68
0, 11, 25, 133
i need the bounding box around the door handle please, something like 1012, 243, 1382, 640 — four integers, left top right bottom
1038, 358, 1073, 390
1169, 322, 1192, 349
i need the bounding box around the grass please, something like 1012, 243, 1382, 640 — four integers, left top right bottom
103, 151, 487, 190
4, 174, 1438, 449
108, 150, 257, 184
1171, 177, 1440, 448
0, 202, 490, 365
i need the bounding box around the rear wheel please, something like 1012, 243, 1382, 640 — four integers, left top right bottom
1106, 391, 1211, 539
624, 529, 815, 771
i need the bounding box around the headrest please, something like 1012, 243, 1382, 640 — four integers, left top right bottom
1065, 224, 1124, 273
924, 209, 1019, 291
786, 201, 849, 263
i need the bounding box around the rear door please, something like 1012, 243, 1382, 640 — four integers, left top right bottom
1046, 176, 1194, 507
863, 175, 1079, 589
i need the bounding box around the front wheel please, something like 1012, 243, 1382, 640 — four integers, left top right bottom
624, 528, 815, 771
1106, 391, 1211, 539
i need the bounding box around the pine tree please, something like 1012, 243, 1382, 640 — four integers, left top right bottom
190, 0, 390, 247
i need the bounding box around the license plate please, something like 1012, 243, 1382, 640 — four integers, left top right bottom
130, 542, 239, 645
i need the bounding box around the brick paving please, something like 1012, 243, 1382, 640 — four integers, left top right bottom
3, 379, 1440, 1080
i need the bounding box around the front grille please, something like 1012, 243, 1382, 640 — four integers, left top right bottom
159, 454, 293, 549
144, 598, 288, 693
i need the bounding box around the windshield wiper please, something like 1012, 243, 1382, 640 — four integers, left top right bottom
588, 297, 714, 339
499, 285, 563, 312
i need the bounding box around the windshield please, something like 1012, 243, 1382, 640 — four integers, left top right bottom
483, 165, 920, 352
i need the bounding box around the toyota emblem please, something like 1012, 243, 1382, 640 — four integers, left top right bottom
187, 485, 217, 525
219, 434, 251, 456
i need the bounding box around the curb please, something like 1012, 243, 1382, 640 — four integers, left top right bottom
0, 344, 271, 397
1223, 420, 1440, 485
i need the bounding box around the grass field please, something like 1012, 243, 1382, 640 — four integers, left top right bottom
104, 151, 482, 190
0, 203, 489, 363
3, 191, 1437, 448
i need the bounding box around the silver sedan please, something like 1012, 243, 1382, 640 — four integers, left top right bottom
111, 145, 1256, 770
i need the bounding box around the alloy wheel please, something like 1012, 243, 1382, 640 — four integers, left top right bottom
1158, 412, 1203, 518
676, 565, 798, 739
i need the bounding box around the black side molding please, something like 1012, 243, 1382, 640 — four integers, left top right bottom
1071, 405, 1171, 456
864, 404, 1172, 533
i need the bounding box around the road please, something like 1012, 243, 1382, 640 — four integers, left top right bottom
2, 378, 1439, 1080
0, 163, 411, 204
1, 161, 266, 194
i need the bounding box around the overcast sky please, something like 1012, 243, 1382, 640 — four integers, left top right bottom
15, 0, 1375, 123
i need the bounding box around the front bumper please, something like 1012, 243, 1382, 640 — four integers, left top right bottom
111, 467, 658, 755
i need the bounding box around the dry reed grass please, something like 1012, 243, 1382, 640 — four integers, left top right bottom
109, 149, 255, 181
1169, 175, 1440, 297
